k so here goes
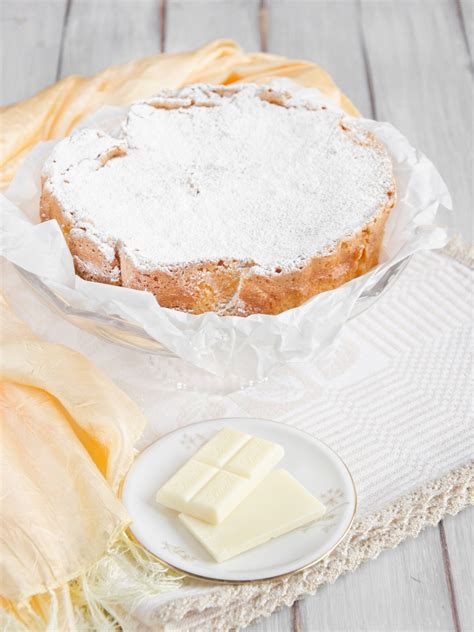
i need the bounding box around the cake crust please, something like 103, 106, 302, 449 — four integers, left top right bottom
40, 83, 396, 316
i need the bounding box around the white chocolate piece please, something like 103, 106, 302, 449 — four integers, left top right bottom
156, 428, 284, 524
155, 460, 217, 506
179, 469, 326, 562
193, 427, 249, 467
225, 435, 282, 478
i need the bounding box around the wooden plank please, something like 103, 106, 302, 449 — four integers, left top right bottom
0, 0, 67, 105
360, 0, 473, 241
58, 0, 160, 78
165, 0, 261, 53
245, 601, 292, 632
442, 507, 474, 631
266, 0, 373, 117
439, 522, 462, 632
297, 523, 454, 631
459, 0, 473, 62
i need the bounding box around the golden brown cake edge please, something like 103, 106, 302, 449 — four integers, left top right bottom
40, 185, 395, 316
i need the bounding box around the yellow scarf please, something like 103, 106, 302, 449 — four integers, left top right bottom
0, 292, 146, 628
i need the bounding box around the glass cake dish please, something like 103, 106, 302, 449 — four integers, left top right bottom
15, 257, 410, 393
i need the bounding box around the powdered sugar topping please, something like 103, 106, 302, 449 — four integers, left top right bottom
43, 82, 394, 273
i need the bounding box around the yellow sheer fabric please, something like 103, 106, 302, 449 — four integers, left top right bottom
0, 294, 145, 619
0, 39, 358, 188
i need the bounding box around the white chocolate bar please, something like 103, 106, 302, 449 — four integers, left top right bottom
179, 469, 326, 562
156, 427, 284, 524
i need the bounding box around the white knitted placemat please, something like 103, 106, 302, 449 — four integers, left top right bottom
2, 243, 473, 630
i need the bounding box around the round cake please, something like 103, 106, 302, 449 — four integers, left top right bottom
40, 83, 396, 316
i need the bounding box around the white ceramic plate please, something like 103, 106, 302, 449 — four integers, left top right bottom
122, 418, 357, 583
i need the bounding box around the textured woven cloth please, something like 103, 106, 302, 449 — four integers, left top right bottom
3, 243, 472, 630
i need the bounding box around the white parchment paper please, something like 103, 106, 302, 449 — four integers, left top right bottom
0, 105, 451, 381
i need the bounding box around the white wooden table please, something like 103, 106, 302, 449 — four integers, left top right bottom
1, 1, 472, 630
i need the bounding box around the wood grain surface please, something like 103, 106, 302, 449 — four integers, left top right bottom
0, 1, 472, 630
0, 0, 67, 103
